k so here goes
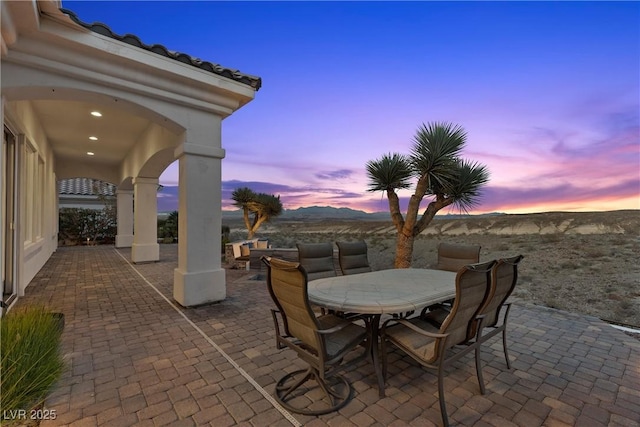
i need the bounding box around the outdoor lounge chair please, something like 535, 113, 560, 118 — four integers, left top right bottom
261, 256, 370, 415
336, 240, 372, 275
422, 255, 524, 394
297, 242, 336, 281
381, 260, 496, 427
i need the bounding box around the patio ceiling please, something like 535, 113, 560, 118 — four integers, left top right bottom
30, 99, 152, 169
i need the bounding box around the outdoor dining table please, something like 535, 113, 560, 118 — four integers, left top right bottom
308, 268, 457, 396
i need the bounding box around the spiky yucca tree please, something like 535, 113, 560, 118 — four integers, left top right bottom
366, 122, 490, 268
231, 187, 283, 239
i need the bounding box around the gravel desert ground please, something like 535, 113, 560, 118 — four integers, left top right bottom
225, 210, 640, 328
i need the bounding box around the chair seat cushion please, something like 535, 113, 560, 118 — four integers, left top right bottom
384, 318, 440, 363
318, 315, 367, 359
240, 244, 251, 257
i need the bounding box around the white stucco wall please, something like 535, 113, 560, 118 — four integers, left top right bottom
4, 100, 58, 295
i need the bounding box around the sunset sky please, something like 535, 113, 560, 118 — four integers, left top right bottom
64, 1, 639, 215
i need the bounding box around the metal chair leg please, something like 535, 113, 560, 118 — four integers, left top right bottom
502, 326, 511, 369
274, 367, 352, 416
437, 366, 449, 427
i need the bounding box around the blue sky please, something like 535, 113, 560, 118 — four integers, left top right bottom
63, 1, 640, 214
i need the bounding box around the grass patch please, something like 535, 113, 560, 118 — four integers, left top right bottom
1, 305, 65, 417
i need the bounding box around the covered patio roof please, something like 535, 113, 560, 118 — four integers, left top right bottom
2, 0, 261, 306
3, 0, 261, 186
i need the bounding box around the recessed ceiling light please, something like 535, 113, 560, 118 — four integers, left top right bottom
87, 152, 95, 156
90, 111, 102, 117
89, 136, 98, 141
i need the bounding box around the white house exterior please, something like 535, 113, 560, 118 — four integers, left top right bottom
1, 0, 261, 310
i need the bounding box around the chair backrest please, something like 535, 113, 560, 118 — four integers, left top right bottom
297, 242, 336, 280
437, 260, 495, 353
336, 241, 372, 275
472, 255, 524, 333
436, 242, 481, 272
263, 257, 321, 351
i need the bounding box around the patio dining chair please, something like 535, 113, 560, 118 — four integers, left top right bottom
297, 242, 336, 281
422, 255, 524, 394
435, 242, 481, 272
336, 240, 372, 275
381, 260, 496, 427
431, 242, 482, 308
261, 256, 370, 415
472, 254, 524, 390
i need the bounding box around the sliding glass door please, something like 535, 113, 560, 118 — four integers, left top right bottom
2, 127, 17, 310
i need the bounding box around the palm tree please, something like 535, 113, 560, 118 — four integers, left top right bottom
366, 122, 490, 268
231, 187, 283, 238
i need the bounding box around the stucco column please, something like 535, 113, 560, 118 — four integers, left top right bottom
115, 189, 134, 248
173, 142, 226, 306
131, 177, 159, 263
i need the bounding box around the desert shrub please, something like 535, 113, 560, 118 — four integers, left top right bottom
583, 247, 606, 258
618, 300, 632, 310
615, 300, 635, 320
607, 293, 623, 301
1, 306, 65, 416
543, 297, 559, 309
368, 236, 381, 246
541, 234, 563, 243
518, 273, 533, 284
609, 235, 628, 246
494, 242, 511, 251
559, 260, 580, 270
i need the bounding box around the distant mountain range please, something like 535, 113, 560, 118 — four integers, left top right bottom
220, 205, 504, 221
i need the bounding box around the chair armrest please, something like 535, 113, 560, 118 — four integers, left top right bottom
472, 313, 487, 341
419, 303, 450, 319
382, 318, 449, 340
316, 316, 364, 335
270, 308, 289, 349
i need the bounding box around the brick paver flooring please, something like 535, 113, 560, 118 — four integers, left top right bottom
16, 246, 640, 426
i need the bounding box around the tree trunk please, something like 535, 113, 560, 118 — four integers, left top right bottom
243, 208, 252, 239
394, 232, 415, 268
249, 215, 268, 239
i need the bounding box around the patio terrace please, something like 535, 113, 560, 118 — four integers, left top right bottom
16, 245, 640, 426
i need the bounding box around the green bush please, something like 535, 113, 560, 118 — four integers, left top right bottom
59, 207, 116, 245
163, 211, 178, 239
157, 218, 167, 238
1, 306, 65, 416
